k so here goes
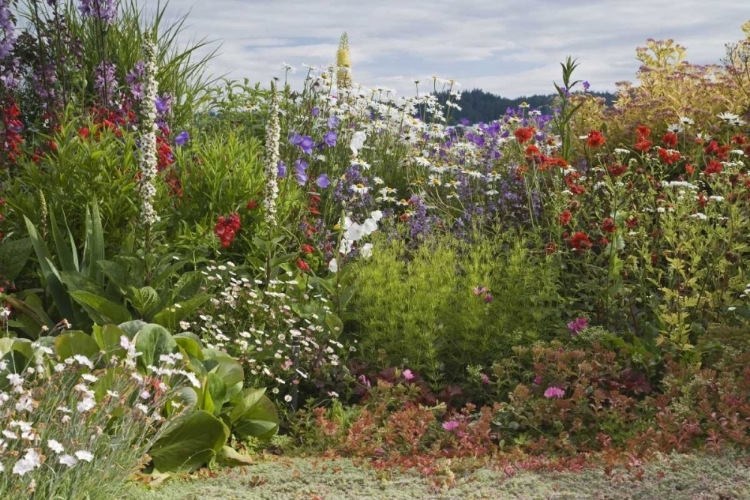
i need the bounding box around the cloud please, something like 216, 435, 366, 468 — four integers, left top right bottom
161, 0, 749, 97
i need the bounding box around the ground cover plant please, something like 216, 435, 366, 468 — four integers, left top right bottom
1, 0, 750, 498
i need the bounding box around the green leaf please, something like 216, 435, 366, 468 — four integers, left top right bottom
0, 237, 33, 281
231, 389, 279, 440
118, 320, 149, 337
203, 350, 244, 387
82, 202, 105, 286
55, 330, 101, 360
135, 323, 178, 370
205, 373, 227, 415
174, 336, 204, 361
129, 286, 160, 317
92, 324, 127, 359
24, 216, 77, 323
70, 290, 132, 325
49, 211, 78, 274
215, 446, 254, 466
151, 294, 210, 331
149, 410, 229, 473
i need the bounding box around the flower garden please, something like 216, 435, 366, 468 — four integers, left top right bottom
1, 1, 750, 498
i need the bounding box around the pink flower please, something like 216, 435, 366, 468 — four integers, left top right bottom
472, 286, 488, 296
567, 317, 589, 335
483, 293, 493, 303
533, 376, 542, 385
402, 369, 415, 381
544, 386, 565, 399
358, 374, 371, 387
442, 420, 459, 431
480, 373, 491, 385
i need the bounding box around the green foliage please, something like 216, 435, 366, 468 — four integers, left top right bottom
351, 229, 562, 386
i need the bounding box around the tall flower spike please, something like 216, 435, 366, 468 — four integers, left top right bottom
264, 80, 280, 227
336, 32, 352, 90
137, 35, 160, 227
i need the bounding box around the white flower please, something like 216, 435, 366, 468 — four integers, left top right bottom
2, 430, 18, 439
80, 374, 98, 383
679, 116, 694, 125
370, 210, 383, 222
77, 398, 95, 413
666, 123, 683, 133
6, 373, 23, 387
284, 395, 292, 403
74, 450, 94, 462
718, 112, 740, 122
264, 81, 281, 227
361, 243, 374, 259
351, 184, 370, 195
361, 218, 378, 235
328, 258, 338, 273
73, 355, 94, 369
12, 448, 41, 476
350, 131, 367, 156
47, 440, 64, 454
59, 454, 78, 468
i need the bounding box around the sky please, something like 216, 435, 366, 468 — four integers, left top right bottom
159, 0, 749, 98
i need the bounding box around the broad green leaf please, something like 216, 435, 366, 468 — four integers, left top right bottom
129, 286, 160, 317
49, 211, 78, 274
135, 323, 178, 369
149, 410, 229, 473
231, 389, 279, 440
151, 294, 210, 331
174, 336, 204, 360
92, 324, 127, 359
205, 373, 227, 415
0, 237, 33, 281
203, 350, 244, 387
55, 330, 100, 360
215, 446, 254, 466
118, 320, 149, 337
70, 290, 132, 325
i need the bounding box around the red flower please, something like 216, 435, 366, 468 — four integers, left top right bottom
514, 127, 535, 144
48, 140, 57, 152
634, 139, 652, 152
558, 210, 572, 225
657, 148, 680, 165
704, 160, 723, 176
635, 125, 651, 140
661, 132, 678, 148
685, 164, 695, 175
601, 217, 617, 233
586, 130, 606, 148
608, 164, 627, 177
246, 200, 258, 210
301, 244, 315, 254
524, 144, 540, 156
296, 259, 310, 272
545, 242, 557, 255
78, 127, 90, 139
625, 216, 638, 229
704, 141, 719, 155
569, 232, 593, 251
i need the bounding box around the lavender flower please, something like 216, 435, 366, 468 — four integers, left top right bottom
327, 115, 340, 129
0, 0, 16, 60
277, 160, 287, 178
289, 132, 314, 155
315, 173, 330, 189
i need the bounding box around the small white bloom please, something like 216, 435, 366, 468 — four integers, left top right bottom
74, 450, 94, 462
59, 454, 78, 468
328, 258, 338, 273
47, 440, 64, 454
361, 243, 374, 259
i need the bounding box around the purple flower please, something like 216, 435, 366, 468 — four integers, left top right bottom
567, 317, 588, 336
294, 159, 308, 185
483, 293, 493, 303
323, 131, 338, 147
357, 374, 370, 388
582, 81, 590, 91
459, 118, 470, 126
311, 106, 320, 117
327, 115, 340, 129
289, 132, 314, 155
315, 173, 330, 189
155, 96, 171, 115
78, 0, 117, 24
544, 386, 565, 399
533, 376, 542, 385
442, 420, 459, 431
277, 161, 287, 178
175, 131, 189, 146
93, 60, 117, 105
480, 373, 491, 385
472, 286, 487, 296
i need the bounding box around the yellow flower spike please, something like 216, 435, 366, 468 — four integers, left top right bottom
336, 32, 352, 90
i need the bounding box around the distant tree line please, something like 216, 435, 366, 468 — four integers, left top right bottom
431, 88, 617, 124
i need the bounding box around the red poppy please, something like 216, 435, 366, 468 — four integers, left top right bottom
635, 125, 651, 140
634, 139, 652, 152
301, 244, 315, 254
658, 148, 680, 165
525, 144, 540, 156
514, 127, 535, 144
246, 200, 258, 210
586, 130, 606, 148
569, 232, 593, 251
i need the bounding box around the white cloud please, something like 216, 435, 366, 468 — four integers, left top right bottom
160, 0, 749, 97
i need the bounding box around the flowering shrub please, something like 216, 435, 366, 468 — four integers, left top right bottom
0, 338, 172, 499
